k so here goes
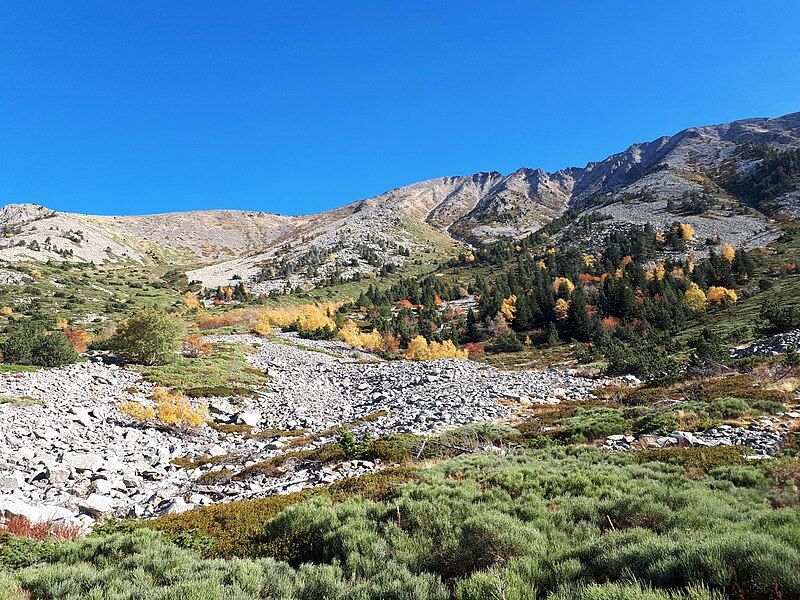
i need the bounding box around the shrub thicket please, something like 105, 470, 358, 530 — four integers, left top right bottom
7, 448, 798, 599
0, 318, 78, 367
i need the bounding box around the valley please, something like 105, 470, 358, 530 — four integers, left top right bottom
1, 111, 800, 600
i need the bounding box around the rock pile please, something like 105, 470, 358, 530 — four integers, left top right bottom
602, 418, 794, 456
730, 329, 800, 358
0, 334, 602, 528
218, 333, 599, 435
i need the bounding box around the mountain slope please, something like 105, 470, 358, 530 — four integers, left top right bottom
1, 111, 798, 290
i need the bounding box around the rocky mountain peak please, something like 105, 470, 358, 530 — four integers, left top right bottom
0, 203, 55, 226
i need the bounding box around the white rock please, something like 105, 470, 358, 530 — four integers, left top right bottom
235, 411, 261, 427
61, 451, 104, 473
157, 497, 194, 516
0, 499, 75, 524
77, 493, 117, 516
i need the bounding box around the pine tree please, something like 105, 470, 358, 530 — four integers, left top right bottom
546, 322, 560, 346
464, 308, 480, 342
566, 288, 594, 341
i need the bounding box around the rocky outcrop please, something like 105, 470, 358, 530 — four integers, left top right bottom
2, 111, 797, 281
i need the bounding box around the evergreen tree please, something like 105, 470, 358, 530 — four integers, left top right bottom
566, 288, 594, 341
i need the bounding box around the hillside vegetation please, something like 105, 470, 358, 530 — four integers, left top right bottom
4, 445, 800, 599
2, 111, 800, 599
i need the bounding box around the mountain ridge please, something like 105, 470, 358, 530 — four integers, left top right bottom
2, 111, 799, 289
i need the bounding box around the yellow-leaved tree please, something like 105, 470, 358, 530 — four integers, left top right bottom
707, 286, 738, 305
252, 303, 338, 336
683, 283, 707, 312
720, 244, 736, 262
404, 335, 467, 360
554, 298, 571, 320
679, 223, 695, 241
339, 320, 386, 353
499, 295, 517, 322
552, 277, 575, 295
183, 291, 200, 310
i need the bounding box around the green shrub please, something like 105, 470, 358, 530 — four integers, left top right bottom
603, 339, 678, 382
0, 533, 51, 569
366, 434, 421, 463
0, 318, 78, 367
338, 429, 373, 460
546, 583, 726, 600
555, 408, 632, 443
636, 446, 750, 473
760, 297, 800, 333
7, 447, 800, 599
108, 308, 183, 365
145, 491, 310, 558
630, 410, 677, 435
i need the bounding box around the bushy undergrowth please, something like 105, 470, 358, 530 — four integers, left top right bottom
5, 447, 799, 599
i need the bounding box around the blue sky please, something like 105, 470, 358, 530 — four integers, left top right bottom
1, 1, 799, 216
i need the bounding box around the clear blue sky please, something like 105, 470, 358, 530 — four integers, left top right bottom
1, 1, 799, 216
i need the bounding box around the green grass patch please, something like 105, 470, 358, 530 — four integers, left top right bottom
0, 395, 40, 405
139, 343, 267, 396
208, 422, 307, 439
0, 364, 40, 373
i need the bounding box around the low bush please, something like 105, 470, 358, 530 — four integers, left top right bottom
636, 446, 750, 474
555, 408, 632, 443
152, 387, 208, 427
182, 333, 211, 357
118, 388, 208, 428
337, 429, 373, 459
0, 318, 78, 367
108, 308, 183, 365
6, 447, 800, 599
145, 492, 310, 558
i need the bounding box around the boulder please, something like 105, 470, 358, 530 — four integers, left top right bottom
0, 499, 75, 524
156, 497, 194, 516
77, 493, 117, 517
234, 411, 261, 427
61, 451, 104, 473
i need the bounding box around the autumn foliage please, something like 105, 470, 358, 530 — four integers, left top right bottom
119, 400, 157, 422
252, 303, 339, 336
0, 515, 79, 541
338, 321, 386, 353
404, 335, 468, 360
183, 291, 201, 310
182, 334, 212, 357
63, 328, 89, 354
707, 286, 738, 305
120, 388, 208, 428
153, 387, 209, 427
683, 283, 707, 312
